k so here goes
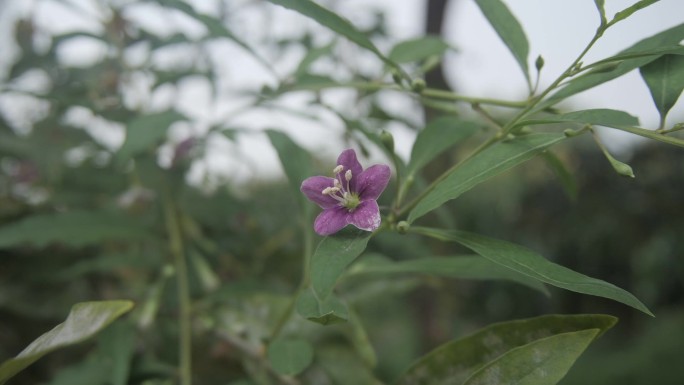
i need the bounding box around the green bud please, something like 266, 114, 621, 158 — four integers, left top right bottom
535, 55, 545, 71
411, 78, 426, 93
379, 130, 394, 153
396, 221, 410, 234
391, 69, 403, 85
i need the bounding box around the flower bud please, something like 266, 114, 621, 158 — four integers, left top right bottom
535, 55, 545, 71
411, 78, 426, 93
396, 221, 410, 234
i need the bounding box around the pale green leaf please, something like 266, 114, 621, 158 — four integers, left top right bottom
348, 254, 549, 295
388, 36, 450, 64
311, 228, 371, 300
117, 111, 185, 164
396, 314, 616, 385
639, 54, 684, 126
294, 41, 336, 75
608, 0, 660, 27
412, 227, 653, 316
519, 108, 640, 128
0, 300, 134, 384
296, 287, 348, 325
474, 0, 530, 83
408, 117, 480, 175
593, 0, 607, 25
267, 338, 314, 376
408, 133, 565, 223
463, 329, 599, 385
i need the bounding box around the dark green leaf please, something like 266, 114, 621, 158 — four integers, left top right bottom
311, 228, 372, 300
348, 254, 549, 295
542, 152, 578, 200
408, 133, 565, 223
296, 287, 348, 325
397, 314, 616, 385
542, 23, 684, 108
408, 117, 480, 175
116, 111, 185, 164
0, 210, 149, 248
265, 129, 313, 210
267, 338, 314, 376
412, 228, 653, 316
519, 108, 640, 128
474, 0, 530, 83
388, 36, 450, 64
97, 321, 136, 385
265, 0, 401, 74
608, 0, 660, 27
639, 54, 684, 126
463, 329, 599, 385
0, 301, 134, 384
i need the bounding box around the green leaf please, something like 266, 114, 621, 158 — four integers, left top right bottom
593, 0, 607, 25
116, 111, 185, 164
294, 41, 336, 75
296, 287, 348, 325
265, 130, 313, 210
0, 210, 149, 248
311, 228, 372, 300
97, 321, 136, 385
388, 36, 450, 64
396, 314, 616, 385
267, 338, 314, 376
265, 0, 402, 74
412, 228, 653, 316
348, 254, 549, 295
608, 0, 660, 27
408, 117, 480, 175
542, 23, 684, 108
519, 108, 640, 128
474, 0, 530, 83
408, 133, 565, 223
639, 54, 684, 126
463, 329, 599, 385
542, 152, 578, 200
0, 300, 134, 384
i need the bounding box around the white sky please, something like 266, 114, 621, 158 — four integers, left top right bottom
1, 0, 683, 185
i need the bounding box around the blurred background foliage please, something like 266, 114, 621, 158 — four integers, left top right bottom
0, 0, 682, 384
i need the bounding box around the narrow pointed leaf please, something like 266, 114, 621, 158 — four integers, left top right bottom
266, 130, 313, 210
408, 133, 565, 223
542, 23, 684, 109
463, 329, 600, 385
388, 36, 450, 64
396, 314, 616, 385
542, 151, 578, 200
474, 0, 530, 83
639, 54, 684, 125
267, 338, 314, 376
608, 0, 660, 27
294, 41, 336, 75
0, 300, 134, 384
348, 254, 549, 295
117, 111, 185, 164
408, 117, 480, 175
311, 228, 371, 299
412, 227, 653, 316
296, 287, 348, 325
593, 0, 607, 25
519, 108, 640, 128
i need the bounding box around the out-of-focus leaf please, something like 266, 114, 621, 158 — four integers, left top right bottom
412, 227, 654, 316
318, 346, 383, 385
348, 254, 549, 295
408, 133, 566, 223
265, 130, 312, 210
388, 36, 450, 64
296, 287, 348, 325
294, 41, 335, 75
0, 210, 149, 248
639, 54, 684, 126
396, 314, 616, 385
266, 0, 402, 74
267, 338, 313, 376
519, 108, 640, 128
474, 0, 530, 83
542, 23, 684, 108
463, 329, 599, 385
608, 0, 659, 27
408, 117, 480, 176
542, 151, 578, 200
311, 228, 371, 300
97, 321, 136, 385
116, 111, 185, 164
0, 300, 134, 384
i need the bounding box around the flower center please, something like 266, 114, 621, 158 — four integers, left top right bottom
322, 165, 361, 212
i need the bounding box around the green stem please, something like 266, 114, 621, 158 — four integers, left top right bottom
164, 196, 192, 385
420, 88, 528, 108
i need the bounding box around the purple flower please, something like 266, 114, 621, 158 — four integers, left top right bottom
301, 149, 391, 236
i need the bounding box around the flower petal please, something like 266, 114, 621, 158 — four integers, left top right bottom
300, 176, 338, 209
314, 207, 349, 236
356, 164, 391, 200
336, 149, 363, 190
348, 200, 381, 232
